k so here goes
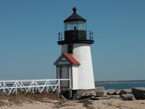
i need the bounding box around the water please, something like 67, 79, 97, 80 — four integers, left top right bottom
95, 81, 145, 89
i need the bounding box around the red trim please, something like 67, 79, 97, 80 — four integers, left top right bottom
64, 53, 80, 65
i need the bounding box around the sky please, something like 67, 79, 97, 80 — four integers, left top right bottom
0, 0, 145, 81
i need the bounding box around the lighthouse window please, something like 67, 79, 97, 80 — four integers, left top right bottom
64, 21, 86, 31
67, 44, 73, 54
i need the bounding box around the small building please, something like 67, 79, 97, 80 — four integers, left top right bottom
54, 7, 95, 91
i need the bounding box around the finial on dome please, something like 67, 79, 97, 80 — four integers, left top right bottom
73, 7, 77, 13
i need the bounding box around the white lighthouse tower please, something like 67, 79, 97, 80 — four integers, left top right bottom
54, 7, 95, 92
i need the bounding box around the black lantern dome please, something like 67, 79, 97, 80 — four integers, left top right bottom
58, 7, 94, 45
64, 7, 86, 22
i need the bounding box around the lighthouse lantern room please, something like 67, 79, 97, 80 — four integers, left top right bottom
54, 7, 95, 90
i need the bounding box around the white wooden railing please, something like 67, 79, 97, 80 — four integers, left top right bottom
0, 79, 70, 95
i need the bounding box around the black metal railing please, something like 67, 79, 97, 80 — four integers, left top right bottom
58, 31, 93, 41
58, 32, 65, 41
86, 31, 93, 40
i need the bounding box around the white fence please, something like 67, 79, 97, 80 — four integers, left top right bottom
0, 79, 70, 95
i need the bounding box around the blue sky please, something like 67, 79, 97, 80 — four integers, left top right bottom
0, 0, 145, 81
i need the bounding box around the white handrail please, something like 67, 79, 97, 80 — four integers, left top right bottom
0, 79, 70, 95
0, 79, 70, 82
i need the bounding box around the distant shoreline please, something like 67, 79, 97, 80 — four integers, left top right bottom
95, 80, 145, 84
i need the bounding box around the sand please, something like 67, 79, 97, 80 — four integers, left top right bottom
0, 92, 145, 109
0, 98, 145, 109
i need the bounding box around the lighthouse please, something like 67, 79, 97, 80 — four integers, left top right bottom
54, 7, 95, 91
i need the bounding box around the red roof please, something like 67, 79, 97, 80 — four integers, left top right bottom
64, 53, 80, 65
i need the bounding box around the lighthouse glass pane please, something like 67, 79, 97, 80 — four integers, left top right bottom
64, 21, 86, 31
72, 24, 78, 30
78, 23, 86, 30
83, 23, 86, 30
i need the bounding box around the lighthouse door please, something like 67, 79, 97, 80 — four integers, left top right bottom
60, 67, 69, 88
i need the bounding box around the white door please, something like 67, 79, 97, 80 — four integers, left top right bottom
60, 67, 69, 88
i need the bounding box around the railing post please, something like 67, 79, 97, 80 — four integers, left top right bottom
35, 87, 37, 91
58, 32, 65, 41
2, 82, 6, 93
58, 80, 60, 93
90, 31, 91, 40
32, 81, 34, 93
15, 83, 17, 94
61, 34, 62, 40
46, 81, 48, 93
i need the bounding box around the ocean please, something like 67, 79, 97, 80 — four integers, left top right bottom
95, 81, 145, 89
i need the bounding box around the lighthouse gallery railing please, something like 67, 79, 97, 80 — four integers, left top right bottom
0, 79, 70, 95
58, 31, 93, 41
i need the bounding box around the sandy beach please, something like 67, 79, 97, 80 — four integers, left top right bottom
1, 99, 145, 109
0, 93, 145, 109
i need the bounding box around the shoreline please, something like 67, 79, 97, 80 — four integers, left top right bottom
95, 80, 145, 84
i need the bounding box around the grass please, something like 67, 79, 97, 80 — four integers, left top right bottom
0, 91, 62, 106
0, 91, 94, 108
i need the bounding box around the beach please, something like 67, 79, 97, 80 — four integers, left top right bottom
1, 99, 145, 109
0, 93, 145, 109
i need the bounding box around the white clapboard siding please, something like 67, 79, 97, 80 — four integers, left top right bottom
72, 66, 78, 89
73, 44, 95, 89
61, 43, 95, 90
